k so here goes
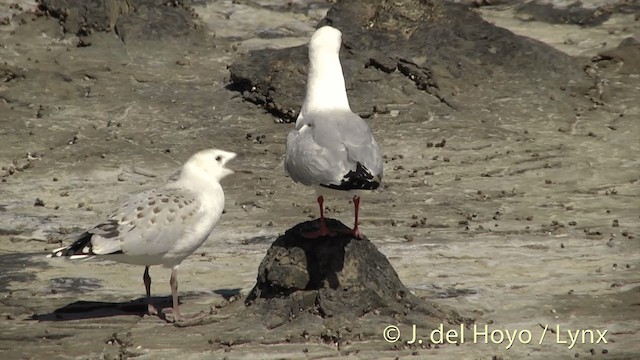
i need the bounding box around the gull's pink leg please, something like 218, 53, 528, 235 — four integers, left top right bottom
352, 196, 364, 239
170, 266, 181, 322
154, 266, 204, 323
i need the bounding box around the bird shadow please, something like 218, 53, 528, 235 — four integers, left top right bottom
31, 296, 172, 321
213, 288, 242, 300
297, 218, 352, 290
33, 288, 243, 322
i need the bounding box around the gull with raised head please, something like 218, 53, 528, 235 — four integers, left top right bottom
285, 26, 383, 239
48, 148, 236, 321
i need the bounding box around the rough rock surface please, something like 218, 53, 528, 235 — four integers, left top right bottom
595, 36, 640, 75
38, 0, 200, 43
243, 219, 465, 333
37, 0, 133, 35
515, 0, 640, 27
229, 0, 593, 122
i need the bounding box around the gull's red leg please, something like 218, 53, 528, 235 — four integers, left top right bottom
318, 195, 329, 233
302, 195, 335, 238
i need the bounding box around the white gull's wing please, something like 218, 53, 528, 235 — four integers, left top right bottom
54, 188, 205, 259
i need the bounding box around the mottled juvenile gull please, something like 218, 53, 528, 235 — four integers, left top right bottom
48, 148, 236, 321
285, 26, 383, 239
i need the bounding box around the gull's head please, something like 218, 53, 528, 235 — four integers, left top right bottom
309, 26, 342, 56
183, 148, 237, 182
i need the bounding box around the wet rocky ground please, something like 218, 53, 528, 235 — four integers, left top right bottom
0, 0, 639, 359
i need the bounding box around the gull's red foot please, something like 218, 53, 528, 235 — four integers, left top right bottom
334, 226, 363, 239
352, 226, 364, 239
302, 220, 336, 238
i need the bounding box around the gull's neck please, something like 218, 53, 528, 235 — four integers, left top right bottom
172, 166, 223, 197
300, 50, 351, 116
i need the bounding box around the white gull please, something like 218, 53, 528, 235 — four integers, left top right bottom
48, 148, 236, 321
285, 26, 383, 239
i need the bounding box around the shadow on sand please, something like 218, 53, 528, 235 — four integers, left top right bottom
34, 287, 244, 321
32, 296, 171, 321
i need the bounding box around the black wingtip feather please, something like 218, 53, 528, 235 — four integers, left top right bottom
321, 162, 380, 191
53, 219, 124, 257
57, 231, 95, 256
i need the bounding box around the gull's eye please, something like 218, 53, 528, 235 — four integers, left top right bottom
215, 155, 222, 162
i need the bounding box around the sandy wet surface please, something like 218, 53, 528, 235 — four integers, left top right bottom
0, 0, 639, 359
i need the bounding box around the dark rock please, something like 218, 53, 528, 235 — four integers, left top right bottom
115, 4, 198, 44
0, 64, 26, 83
228, 46, 308, 122
515, 2, 612, 26
229, 0, 591, 122
37, 0, 200, 42
38, 0, 134, 35
618, 37, 640, 48
365, 53, 397, 73
516, 1, 640, 27
595, 37, 640, 74
244, 218, 466, 333
454, 0, 520, 8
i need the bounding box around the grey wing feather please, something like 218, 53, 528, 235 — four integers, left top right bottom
333, 113, 383, 181
87, 188, 203, 257
285, 111, 383, 188
285, 118, 345, 186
